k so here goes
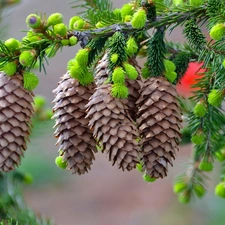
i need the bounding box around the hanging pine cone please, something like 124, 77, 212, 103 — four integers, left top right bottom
95, 52, 109, 87
125, 57, 142, 121
0, 72, 34, 172
95, 53, 142, 122
52, 72, 97, 175
85, 84, 140, 171
136, 77, 182, 179
124, 78, 140, 121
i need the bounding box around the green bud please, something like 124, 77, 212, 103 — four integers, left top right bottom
123, 62, 138, 80
34, 95, 46, 108
142, 174, 157, 183
191, 132, 204, 145
75, 48, 89, 66
112, 67, 126, 84
165, 71, 177, 83
45, 109, 53, 119
73, 19, 85, 30
121, 4, 133, 19
173, 182, 187, 194
69, 61, 84, 79
208, 89, 224, 107
210, 24, 225, 41
77, 72, 94, 86
178, 193, 191, 204
55, 156, 67, 169
136, 163, 143, 173
164, 60, 176, 72
67, 58, 76, 70
69, 16, 81, 29
173, 0, 184, 6
193, 101, 207, 117
23, 71, 39, 91
126, 37, 138, 56
53, 23, 67, 37
19, 50, 36, 67
113, 8, 121, 17
23, 173, 33, 184
111, 84, 129, 99
4, 38, 20, 51
194, 184, 205, 198
95, 21, 105, 28
124, 15, 132, 22
61, 39, 70, 46
69, 36, 78, 46
22, 35, 40, 43
215, 182, 225, 198
110, 53, 119, 63
47, 13, 63, 26
131, 8, 147, 29
215, 149, 225, 162
198, 161, 213, 172
26, 14, 42, 29
189, 0, 203, 7
3, 61, 17, 76
27, 31, 34, 37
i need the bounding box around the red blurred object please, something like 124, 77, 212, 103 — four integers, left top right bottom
176, 62, 205, 98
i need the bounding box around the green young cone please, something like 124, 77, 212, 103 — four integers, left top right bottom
173, 182, 187, 194
131, 8, 147, 29
193, 101, 207, 117
215, 182, 225, 198
208, 89, 224, 107
198, 161, 213, 172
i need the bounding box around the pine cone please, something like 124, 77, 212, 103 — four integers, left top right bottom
0, 72, 34, 172
52, 73, 97, 175
125, 77, 141, 122
95, 53, 109, 86
85, 84, 140, 171
136, 77, 182, 178
95, 54, 142, 122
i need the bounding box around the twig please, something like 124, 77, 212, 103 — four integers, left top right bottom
70, 6, 207, 47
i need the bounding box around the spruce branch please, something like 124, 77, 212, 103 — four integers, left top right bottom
69, 0, 118, 25
70, 5, 207, 47
2, 0, 225, 204
174, 152, 208, 203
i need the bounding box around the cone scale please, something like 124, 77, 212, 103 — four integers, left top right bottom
0, 72, 34, 172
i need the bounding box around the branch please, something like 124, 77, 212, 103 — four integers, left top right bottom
70, 6, 208, 47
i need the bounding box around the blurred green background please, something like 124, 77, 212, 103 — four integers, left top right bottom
1, 1, 225, 225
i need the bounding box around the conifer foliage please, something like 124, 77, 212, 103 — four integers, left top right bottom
1, 0, 225, 203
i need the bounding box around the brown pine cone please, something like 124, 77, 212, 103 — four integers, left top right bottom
95, 54, 142, 122
0, 72, 34, 172
95, 52, 109, 86
52, 73, 97, 175
125, 77, 141, 122
136, 77, 182, 179
85, 84, 140, 171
